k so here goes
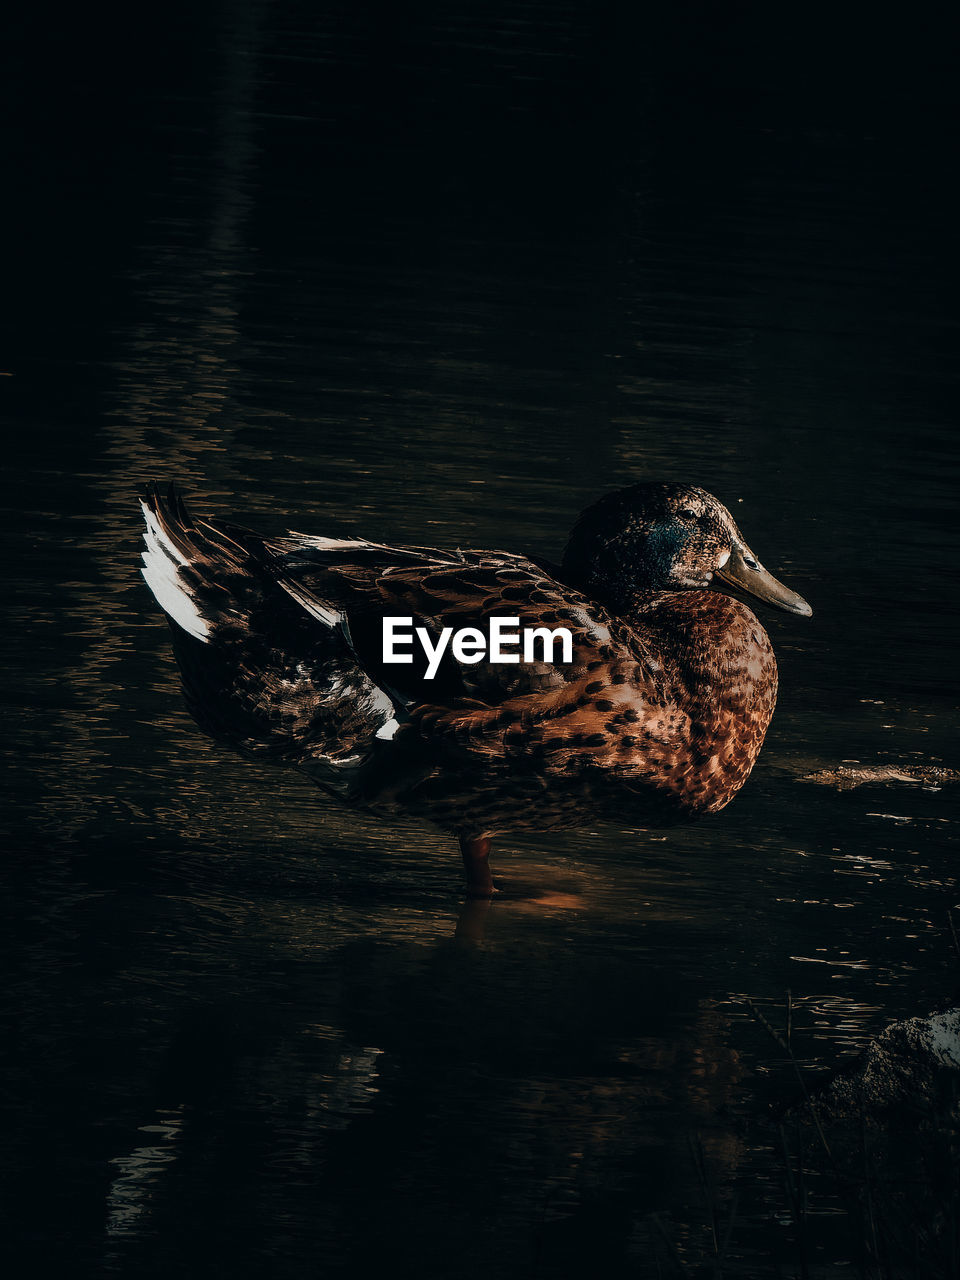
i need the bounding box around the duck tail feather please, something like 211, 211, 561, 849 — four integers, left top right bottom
140, 482, 280, 642
141, 485, 404, 772
140, 484, 213, 641
274, 575, 342, 629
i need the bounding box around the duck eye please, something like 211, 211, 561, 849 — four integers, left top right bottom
680, 508, 698, 520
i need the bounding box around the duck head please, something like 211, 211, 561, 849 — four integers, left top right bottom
561, 482, 812, 617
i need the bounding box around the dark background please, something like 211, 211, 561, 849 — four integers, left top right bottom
2, 2, 959, 1276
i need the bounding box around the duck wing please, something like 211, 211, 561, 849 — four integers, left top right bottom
271, 537, 674, 776
272, 539, 610, 696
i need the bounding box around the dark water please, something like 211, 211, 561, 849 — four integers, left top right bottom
2, 2, 959, 1275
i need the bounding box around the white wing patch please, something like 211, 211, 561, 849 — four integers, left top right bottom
286, 532, 464, 565
276, 578, 342, 629
288, 534, 378, 552
140, 501, 210, 642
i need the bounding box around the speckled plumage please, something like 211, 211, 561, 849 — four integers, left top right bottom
140, 482, 810, 893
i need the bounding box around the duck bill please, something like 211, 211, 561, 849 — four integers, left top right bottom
716, 543, 813, 617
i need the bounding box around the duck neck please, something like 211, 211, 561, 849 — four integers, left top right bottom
563, 564, 668, 618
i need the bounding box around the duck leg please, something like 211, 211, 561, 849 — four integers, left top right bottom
459, 835, 495, 898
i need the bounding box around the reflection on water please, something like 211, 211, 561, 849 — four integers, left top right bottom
2, 0, 959, 1275
106, 1108, 185, 1239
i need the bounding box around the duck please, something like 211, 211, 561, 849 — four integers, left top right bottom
140, 481, 811, 896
